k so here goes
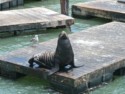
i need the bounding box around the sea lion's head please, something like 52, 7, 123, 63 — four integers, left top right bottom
56, 31, 72, 51
59, 31, 68, 40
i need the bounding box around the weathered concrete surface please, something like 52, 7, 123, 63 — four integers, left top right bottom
0, 7, 74, 33
0, 0, 23, 10
72, 0, 125, 21
1, 22, 125, 94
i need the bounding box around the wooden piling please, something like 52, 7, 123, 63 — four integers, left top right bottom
60, 0, 71, 31
60, 0, 69, 15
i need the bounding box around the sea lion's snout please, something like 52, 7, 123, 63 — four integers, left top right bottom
59, 31, 68, 39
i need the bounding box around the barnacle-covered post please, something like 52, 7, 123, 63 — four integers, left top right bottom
60, 0, 69, 15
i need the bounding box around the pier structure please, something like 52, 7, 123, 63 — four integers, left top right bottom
0, 7, 74, 35
0, 22, 125, 93
72, 0, 125, 21
0, 0, 23, 10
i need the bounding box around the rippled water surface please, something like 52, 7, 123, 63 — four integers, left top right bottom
90, 76, 125, 94
0, 0, 124, 94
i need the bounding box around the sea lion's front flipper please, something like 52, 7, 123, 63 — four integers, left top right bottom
48, 63, 59, 75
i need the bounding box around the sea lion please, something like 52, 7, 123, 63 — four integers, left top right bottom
28, 52, 55, 69
28, 31, 83, 75
54, 31, 81, 71
28, 51, 59, 75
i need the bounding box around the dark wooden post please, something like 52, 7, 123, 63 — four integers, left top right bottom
60, 0, 71, 32
60, 0, 69, 15
14, 31, 17, 36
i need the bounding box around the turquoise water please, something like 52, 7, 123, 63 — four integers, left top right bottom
90, 76, 125, 94
0, 0, 124, 94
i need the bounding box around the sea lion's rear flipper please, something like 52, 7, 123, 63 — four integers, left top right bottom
70, 61, 84, 68
28, 57, 34, 67
48, 63, 59, 75
73, 65, 84, 68
33, 59, 47, 67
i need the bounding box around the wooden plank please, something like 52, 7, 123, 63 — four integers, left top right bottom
0, 0, 11, 3
0, 0, 10, 10
17, 0, 23, 5
0, 22, 125, 93
0, 7, 74, 33
72, 0, 125, 21
10, 0, 17, 7
118, 0, 125, 3
0, 0, 23, 10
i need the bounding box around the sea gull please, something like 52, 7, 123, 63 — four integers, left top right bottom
30, 35, 39, 46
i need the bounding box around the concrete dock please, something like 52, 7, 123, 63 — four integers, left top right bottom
0, 0, 23, 10
0, 7, 74, 34
0, 22, 125, 94
72, 0, 125, 21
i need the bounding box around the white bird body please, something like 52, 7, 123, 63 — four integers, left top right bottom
30, 35, 39, 43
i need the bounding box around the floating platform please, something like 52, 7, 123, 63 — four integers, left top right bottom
72, 0, 125, 21
0, 22, 125, 94
0, 0, 23, 10
0, 7, 74, 34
